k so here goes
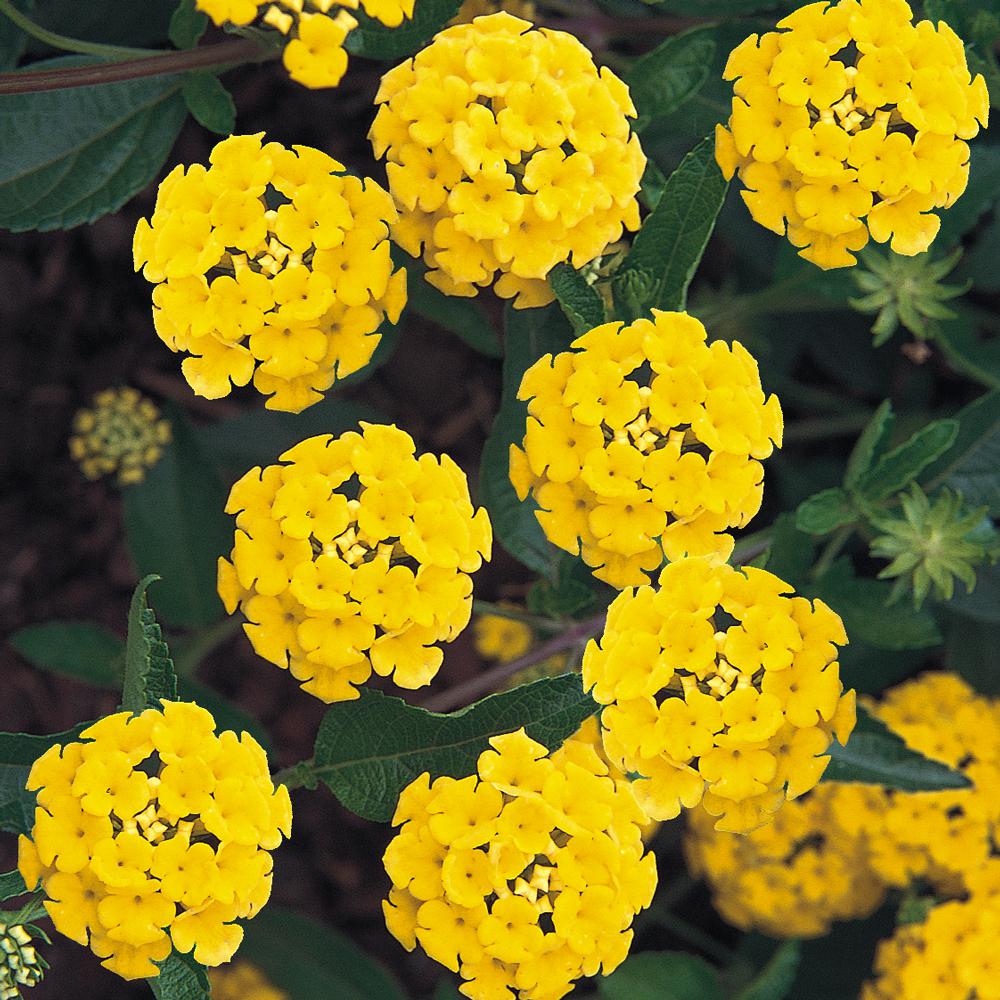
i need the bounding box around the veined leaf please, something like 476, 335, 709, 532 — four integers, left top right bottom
149, 952, 210, 1000
795, 488, 856, 535
182, 71, 236, 135
548, 263, 606, 334
121, 576, 177, 713
853, 419, 959, 502
169, 0, 208, 48
844, 400, 895, 490
9, 621, 123, 688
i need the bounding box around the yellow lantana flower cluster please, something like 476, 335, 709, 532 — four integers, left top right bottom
473, 612, 534, 662
218, 424, 492, 702
716, 0, 989, 269
382, 728, 657, 1000
196, 0, 414, 89
133, 133, 406, 413
683, 786, 886, 938
16, 703, 292, 981
209, 961, 289, 1000
510, 311, 783, 588
69, 387, 171, 486
370, 12, 646, 308
582, 557, 855, 833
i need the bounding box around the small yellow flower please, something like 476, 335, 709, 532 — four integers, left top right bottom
473, 612, 533, 662
209, 960, 289, 1000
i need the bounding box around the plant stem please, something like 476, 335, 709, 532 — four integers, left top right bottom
0, 0, 161, 59
0, 37, 274, 94
730, 526, 774, 566
649, 906, 737, 965
810, 523, 855, 580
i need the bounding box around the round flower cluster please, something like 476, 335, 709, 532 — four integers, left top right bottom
218, 424, 492, 702
370, 12, 646, 308
0, 922, 47, 999
133, 133, 406, 413
196, 1, 414, 89
209, 961, 288, 1000
582, 557, 855, 833
17, 703, 292, 981
683, 785, 886, 938
473, 611, 534, 662
69, 387, 171, 486
715, 0, 989, 269
382, 728, 657, 1000
510, 311, 783, 588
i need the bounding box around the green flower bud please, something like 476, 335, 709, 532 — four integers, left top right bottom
0, 922, 48, 998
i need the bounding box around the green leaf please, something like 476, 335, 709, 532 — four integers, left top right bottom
345, 0, 462, 59
181, 71, 236, 135
736, 941, 800, 1000
0, 725, 89, 834
479, 304, 573, 575
149, 951, 210, 1000
241, 907, 407, 1000
627, 25, 717, 132
122, 576, 178, 713
169, 0, 208, 48
312, 674, 598, 823
795, 487, 856, 535
853, 419, 959, 502
760, 514, 816, 585
935, 312, 1000, 389
0, 871, 27, 902
922, 389, 1000, 516
945, 610, 1000, 696
549, 263, 606, 335
123, 405, 231, 629
948, 559, 1000, 623
527, 552, 609, 619
0, 60, 186, 232
599, 951, 723, 1000
612, 135, 728, 318
824, 705, 971, 791
936, 145, 1000, 248
0, 0, 32, 70
9, 621, 123, 688
334, 315, 404, 389
844, 400, 895, 490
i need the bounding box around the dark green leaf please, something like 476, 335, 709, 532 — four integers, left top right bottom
29, 0, 176, 47
334, 315, 404, 389
945, 610, 1000, 695
844, 400, 895, 490
612, 135, 728, 317
853, 419, 959, 502
639, 158, 668, 211
948, 559, 1000, 624
599, 951, 723, 1000
479, 304, 573, 575
182, 71, 235, 135
760, 514, 816, 586
150, 951, 210, 1000
735, 941, 800, 1000
549, 263, 606, 334
627, 26, 716, 132
312, 674, 598, 822
345, 0, 462, 59
0, 871, 27, 902
795, 488, 855, 535
824, 705, 970, 790
527, 552, 609, 619
0, 60, 186, 232
9, 621, 123, 688
123, 406, 231, 629
122, 576, 177, 713
936, 145, 1000, 248
169, 0, 208, 48
0, 0, 32, 70
242, 907, 407, 1000
935, 312, 1000, 389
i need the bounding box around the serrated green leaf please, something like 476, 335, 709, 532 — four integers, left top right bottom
312, 675, 598, 822
242, 907, 407, 1000
169, 0, 208, 48
854, 419, 959, 502
345, 0, 462, 59
9, 621, 123, 688
599, 951, 723, 1000
736, 941, 800, 1000
0, 871, 27, 902
795, 487, 856, 535
0, 60, 186, 232
479, 304, 573, 575
122, 576, 178, 713
613, 135, 728, 318
548, 263, 606, 334
627, 25, 716, 132
150, 951, 210, 1000
182, 71, 235, 135
123, 405, 231, 629
844, 400, 895, 489
824, 705, 970, 790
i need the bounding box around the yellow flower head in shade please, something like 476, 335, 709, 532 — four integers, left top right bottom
382, 727, 657, 1000
370, 12, 646, 309
715, 0, 989, 269
473, 611, 534, 662
684, 784, 886, 938
209, 960, 288, 1000
509, 310, 783, 589
133, 134, 406, 413
582, 556, 855, 833
16, 702, 292, 982
217, 423, 492, 703
69, 387, 171, 486
196, 0, 415, 89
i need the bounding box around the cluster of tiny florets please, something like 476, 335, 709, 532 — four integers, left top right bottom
17, 703, 291, 981
69, 387, 171, 486
473, 612, 534, 662
510, 311, 783, 588
218, 423, 492, 702
716, 0, 989, 269
0, 922, 47, 999
196, 1, 414, 89
583, 557, 855, 833
382, 728, 657, 1000
209, 961, 289, 1000
370, 12, 646, 308
134, 134, 406, 413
